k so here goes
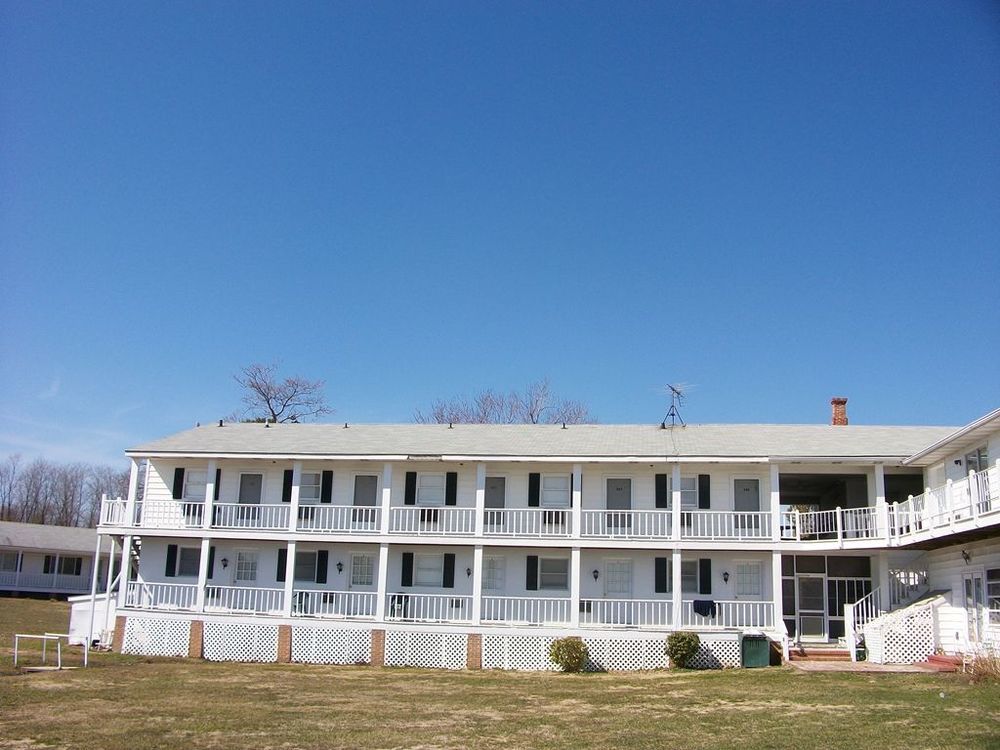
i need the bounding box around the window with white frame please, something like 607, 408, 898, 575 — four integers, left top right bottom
294, 551, 318, 582
183, 470, 207, 501
0, 551, 18, 572
681, 560, 698, 593
415, 554, 444, 586
417, 474, 445, 506
539, 558, 569, 590
483, 556, 505, 591
735, 561, 763, 597
988, 569, 1000, 625
542, 475, 570, 508
299, 472, 322, 502
235, 551, 258, 582
351, 554, 374, 586
966, 446, 989, 473
669, 476, 699, 509
176, 548, 200, 577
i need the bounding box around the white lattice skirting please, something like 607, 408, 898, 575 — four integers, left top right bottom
863, 605, 934, 665
292, 627, 372, 665
122, 617, 190, 657
685, 635, 742, 669
384, 631, 467, 670
203, 622, 280, 662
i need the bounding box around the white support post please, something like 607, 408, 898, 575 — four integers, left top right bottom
290, 461, 302, 532
874, 464, 889, 542
103, 538, 117, 638
925, 486, 935, 531
471, 545, 483, 624
375, 543, 390, 621
15, 551, 21, 588
380, 463, 393, 535
117, 534, 133, 609
877, 550, 891, 612
671, 464, 682, 541
474, 463, 486, 537
571, 464, 582, 539
196, 537, 211, 612
125, 458, 140, 527
946, 479, 955, 531
203, 459, 217, 531
835, 507, 844, 548
569, 547, 581, 627
769, 463, 781, 542
85, 533, 103, 666
52, 553, 60, 587
671, 549, 683, 628
771, 550, 783, 638
970, 470, 981, 524
282, 540, 296, 617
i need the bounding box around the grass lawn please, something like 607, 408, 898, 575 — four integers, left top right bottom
1, 599, 998, 749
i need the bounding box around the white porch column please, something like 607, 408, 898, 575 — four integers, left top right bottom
289, 461, 302, 532
877, 550, 891, 612
282, 540, 296, 617
771, 551, 783, 631
117, 534, 133, 609
196, 537, 211, 612
471, 544, 484, 624
125, 458, 141, 527
375, 543, 390, 621
570, 547, 581, 627
474, 463, 486, 537
571, 464, 582, 539
671, 464, 682, 541
85, 533, 104, 665
203, 459, 217, 531
874, 464, 889, 541
380, 463, 393, 535
671, 548, 683, 628
769, 463, 781, 542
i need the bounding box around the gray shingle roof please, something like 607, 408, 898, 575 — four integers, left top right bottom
0, 521, 98, 554
128, 422, 957, 461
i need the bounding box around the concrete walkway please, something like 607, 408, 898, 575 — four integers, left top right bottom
788, 660, 940, 673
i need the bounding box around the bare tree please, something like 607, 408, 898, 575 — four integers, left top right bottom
233, 362, 333, 423
86, 464, 130, 527
51, 463, 89, 527
415, 378, 594, 425
0, 454, 21, 521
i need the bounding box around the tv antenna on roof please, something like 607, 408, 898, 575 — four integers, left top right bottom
662, 384, 686, 428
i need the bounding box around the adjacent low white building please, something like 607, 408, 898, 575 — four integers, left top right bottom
0, 521, 110, 597
93, 400, 1000, 669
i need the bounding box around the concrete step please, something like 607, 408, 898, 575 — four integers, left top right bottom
789, 648, 852, 662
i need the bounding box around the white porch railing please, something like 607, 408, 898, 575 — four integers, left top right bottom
291, 589, 376, 619
891, 463, 1000, 540
579, 598, 672, 628
480, 595, 571, 625
844, 587, 884, 660
481, 509, 573, 537
681, 599, 773, 628
99, 498, 131, 526
680, 511, 772, 540
295, 505, 380, 533
580, 510, 672, 539
211, 503, 291, 531
388, 507, 476, 535
137, 499, 207, 529
125, 581, 198, 611
889, 563, 929, 607
0, 572, 90, 591
384, 593, 473, 622
204, 585, 284, 614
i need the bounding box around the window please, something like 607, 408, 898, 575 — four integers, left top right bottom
300, 473, 322, 502
294, 551, 318, 582
415, 554, 444, 586
539, 558, 569, 590
351, 554, 374, 586
0, 552, 17, 572
55, 556, 82, 576
988, 569, 1000, 625
669, 477, 699, 509
417, 474, 445, 506
177, 548, 200, 577
483, 556, 505, 591
735, 561, 763, 597
353, 475, 379, 506
542, 475, 570, 508
183, 470, 207, 501
235, 551, 258, 582
966, 446, 989, 473
681, 560, 698, 593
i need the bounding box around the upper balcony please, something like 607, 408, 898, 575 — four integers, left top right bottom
889, 463, 999, 543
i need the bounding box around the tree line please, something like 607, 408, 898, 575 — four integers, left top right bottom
0, 455, 129, 528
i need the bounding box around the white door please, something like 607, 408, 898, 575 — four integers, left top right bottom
606, 479, 632, 531
964, 571, 986, 644
797, 575, 826, 641
604, 559, 633, 624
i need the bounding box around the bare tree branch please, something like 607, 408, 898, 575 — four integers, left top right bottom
234, 362, 333, 423
415, 378, 594, 425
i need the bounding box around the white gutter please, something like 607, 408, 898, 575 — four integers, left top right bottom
902, 407, 1000, 465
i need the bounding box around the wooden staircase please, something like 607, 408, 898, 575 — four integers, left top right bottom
788, 644, 852, 662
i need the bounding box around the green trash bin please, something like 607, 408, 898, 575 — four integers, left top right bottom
741, 634, 770, 668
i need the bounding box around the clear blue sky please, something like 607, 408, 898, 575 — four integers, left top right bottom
1, 1, 998, 466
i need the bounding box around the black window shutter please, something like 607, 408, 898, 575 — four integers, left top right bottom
526, 555, 538, 590
282, 470, 293, 502
442, 553, 455, 588
401, 552, 413, 587
655, 474, 668, 508
654, 557, 668, 593
316, 550, 329, 584
569, 473, 574, 507
165, 545, 178, 578
207, 546, 215, 579
172, 468, 185, 500
404, 472, 417, 505
528, 473, 540, 507
276, 548, 287, 582
445, 472, 458, 506
321, 470, 333, 503
698, 474, 711, 509
699, 558, 712, 595
74, 558, 82, 576
44, 555, 53, 575
214, 468, 221, 501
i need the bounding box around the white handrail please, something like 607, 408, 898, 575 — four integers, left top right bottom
204, 585, 284, 614
211, 503, 291, 531
292, 589, 376, 618
481, 509, 573, 537
680, 511, 772, 540
388, 507, 476, 535
580, 510, 672, 539
384, 592, 473, 622
579, 598, 672, 627
125, 581, 199, 611
680, 599, 773, 628
296, 505, 380, 533
480, 595, 571, 625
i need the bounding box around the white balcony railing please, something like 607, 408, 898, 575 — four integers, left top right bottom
681, 511, 772, 540
388, 507, 476, 535
137, 499, 207, 529
481, 509, 573, 537
384, 593, 473, 622
99, 498, 131, 526
210, 503, 291, 531
580, 510, 672, 539
480, 595, 571, 625
681, 599, 773, 629
204, 585, 284, 614
125, 581, 198, 611
0, 572, 90, 591
891, 464, 999, 539
296, 505, 380, 534
292, 589, 377, 619
579, 598, 672, 628
781, 507, 880, 541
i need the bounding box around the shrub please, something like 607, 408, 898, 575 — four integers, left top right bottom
967, 652, 1000, 683
549, 636, 589, 672
666, 631, 701, 668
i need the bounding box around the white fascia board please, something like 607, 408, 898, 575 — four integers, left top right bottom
768, 456, 910, 465
443, 455, 770, 464
902, 407, 1000, 465
127, 452, 410, 461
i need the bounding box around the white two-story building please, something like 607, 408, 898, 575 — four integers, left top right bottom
92, 400, 999, 670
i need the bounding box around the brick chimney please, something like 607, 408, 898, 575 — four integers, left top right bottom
830, 397, 848, 426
